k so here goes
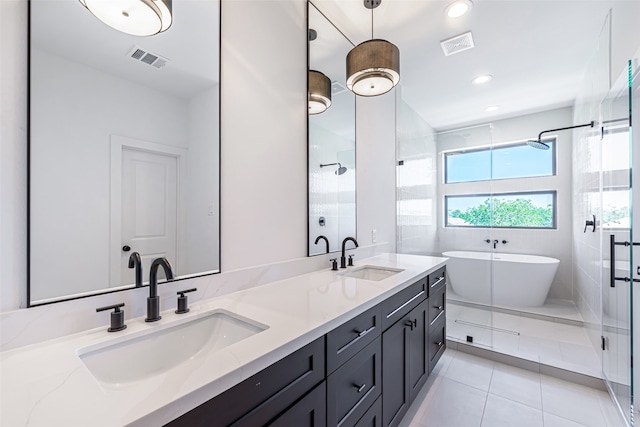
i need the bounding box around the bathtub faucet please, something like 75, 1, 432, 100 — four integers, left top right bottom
484, 239, 499, 249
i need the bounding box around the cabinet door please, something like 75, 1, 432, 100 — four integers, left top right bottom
269, 382, 326, 427
382, 315, 411, 427
355, 396, 382, 427
408, 299, 428, 403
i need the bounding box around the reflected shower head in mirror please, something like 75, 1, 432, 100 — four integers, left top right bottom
527, 121, 595, 150
320, 162, 347, 175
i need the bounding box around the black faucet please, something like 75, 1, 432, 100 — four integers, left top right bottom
314, 235, 330, 253
146, 257, 174, 322
341, 237, 359, 268
128, 252, 143, 288
484, 239, 499, 249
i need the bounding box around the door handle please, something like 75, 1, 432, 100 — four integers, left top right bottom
122, 245, 131, 252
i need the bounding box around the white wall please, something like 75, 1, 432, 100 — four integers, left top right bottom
187, 85, 220, 273
356, 91, 398, 252
437, 108, 575, 301
220, 0, 307, 271
0, 0, 28, 311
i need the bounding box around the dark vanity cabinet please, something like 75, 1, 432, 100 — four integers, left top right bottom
326, 305, 383, 427
166, 266, 446, 427
382, 267, 446, 427
165, 337, 326, 427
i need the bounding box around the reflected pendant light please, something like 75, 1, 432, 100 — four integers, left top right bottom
79, 0, 172, 36
346, 0, 400, 97
309, 70, 332, 115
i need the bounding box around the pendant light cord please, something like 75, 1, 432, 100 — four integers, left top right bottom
371, 6, 374, 39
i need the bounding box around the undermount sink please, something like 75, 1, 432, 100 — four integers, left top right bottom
339, 265, 404, 281
78, 311, 267, 387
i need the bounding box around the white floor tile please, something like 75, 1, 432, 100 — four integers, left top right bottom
489, 364, 542, 409
543, 413, 590, 427
444, 351, 495, 391
540, 376, 608, 427
480, 394, 543, 427
414, 377, 487, 427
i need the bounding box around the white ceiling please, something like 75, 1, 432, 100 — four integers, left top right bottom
313, 0, 614, 131
31, 0, 219, 100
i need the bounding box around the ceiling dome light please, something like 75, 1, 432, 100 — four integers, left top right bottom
79, 0, 172, 36
346, 0, 400, 97
472, 74, 492, 85
485, 105, 500, 112
309, 70, 332, 115
445, 0, 473, 18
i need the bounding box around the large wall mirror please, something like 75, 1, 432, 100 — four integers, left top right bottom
308, 2, 356, 256
29, 0, 220, 305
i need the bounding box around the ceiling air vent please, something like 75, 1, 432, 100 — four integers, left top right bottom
440, 31, 474, 56
128, 46, 170, 69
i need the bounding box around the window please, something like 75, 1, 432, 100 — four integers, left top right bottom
444, 139, 556, 183
445, 191, 557, 229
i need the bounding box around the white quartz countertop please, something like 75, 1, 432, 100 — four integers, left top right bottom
1, 253, 447, 427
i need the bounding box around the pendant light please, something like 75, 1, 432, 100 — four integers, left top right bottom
346, 0, 400, 97
309, 70, 332, 115
79, 0, 172, 36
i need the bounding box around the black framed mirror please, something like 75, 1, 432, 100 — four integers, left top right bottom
308, 1, 356, 256
28, 0, 220, 305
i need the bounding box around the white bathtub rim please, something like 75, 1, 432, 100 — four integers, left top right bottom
442, 251, 559, 265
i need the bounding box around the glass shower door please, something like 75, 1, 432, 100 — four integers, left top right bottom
438, 124, 495, 349
601, 60, 633, 425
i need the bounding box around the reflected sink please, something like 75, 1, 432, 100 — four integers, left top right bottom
78, 311, 267, 387
339, 265, 404, 281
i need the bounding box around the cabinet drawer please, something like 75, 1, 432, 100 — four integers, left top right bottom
354, 396, 382, 427
328, 337, 382, 427
269, 381, 326, 427
165, 337, 325, 427
428, 318, 446, 375
428, 285, 446, 327
382, 278, 426, 330
428, 266, 446, 293
327, 304, 382, 374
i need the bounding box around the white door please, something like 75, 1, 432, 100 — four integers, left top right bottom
119, 147, 178, 286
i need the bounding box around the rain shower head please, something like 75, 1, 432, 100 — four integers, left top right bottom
320, 162, 347, 175
526, 139, 551, 150
527, 121, 595, 150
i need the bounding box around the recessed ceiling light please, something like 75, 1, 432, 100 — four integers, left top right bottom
485, 105, 499, 112
445, 0, 472, 19
472, 74, 492, 85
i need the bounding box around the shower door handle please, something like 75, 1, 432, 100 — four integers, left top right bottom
609, 235, 640, 287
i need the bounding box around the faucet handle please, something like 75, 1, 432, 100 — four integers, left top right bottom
348, 254, 355, 266
330, 258, 338, 271
96, 303, 127, 332
176, 288, 197, 314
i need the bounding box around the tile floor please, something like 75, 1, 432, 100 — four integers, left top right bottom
446, 301, 603, 377
399, 349, 625, 427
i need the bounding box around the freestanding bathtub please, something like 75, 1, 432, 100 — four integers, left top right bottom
442, 251, 560, 307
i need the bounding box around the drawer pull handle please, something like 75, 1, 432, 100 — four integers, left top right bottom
353, 328, 369, 338
435, 341, 444, 347
386, 290, 425, 319
433, 305, 444, 311
430, 310, 445, 326
354, 383, 366, 393
430, 276, 445, 288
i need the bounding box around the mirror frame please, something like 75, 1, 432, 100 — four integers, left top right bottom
307, 1, 357, 257
27, 0, 222, 307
